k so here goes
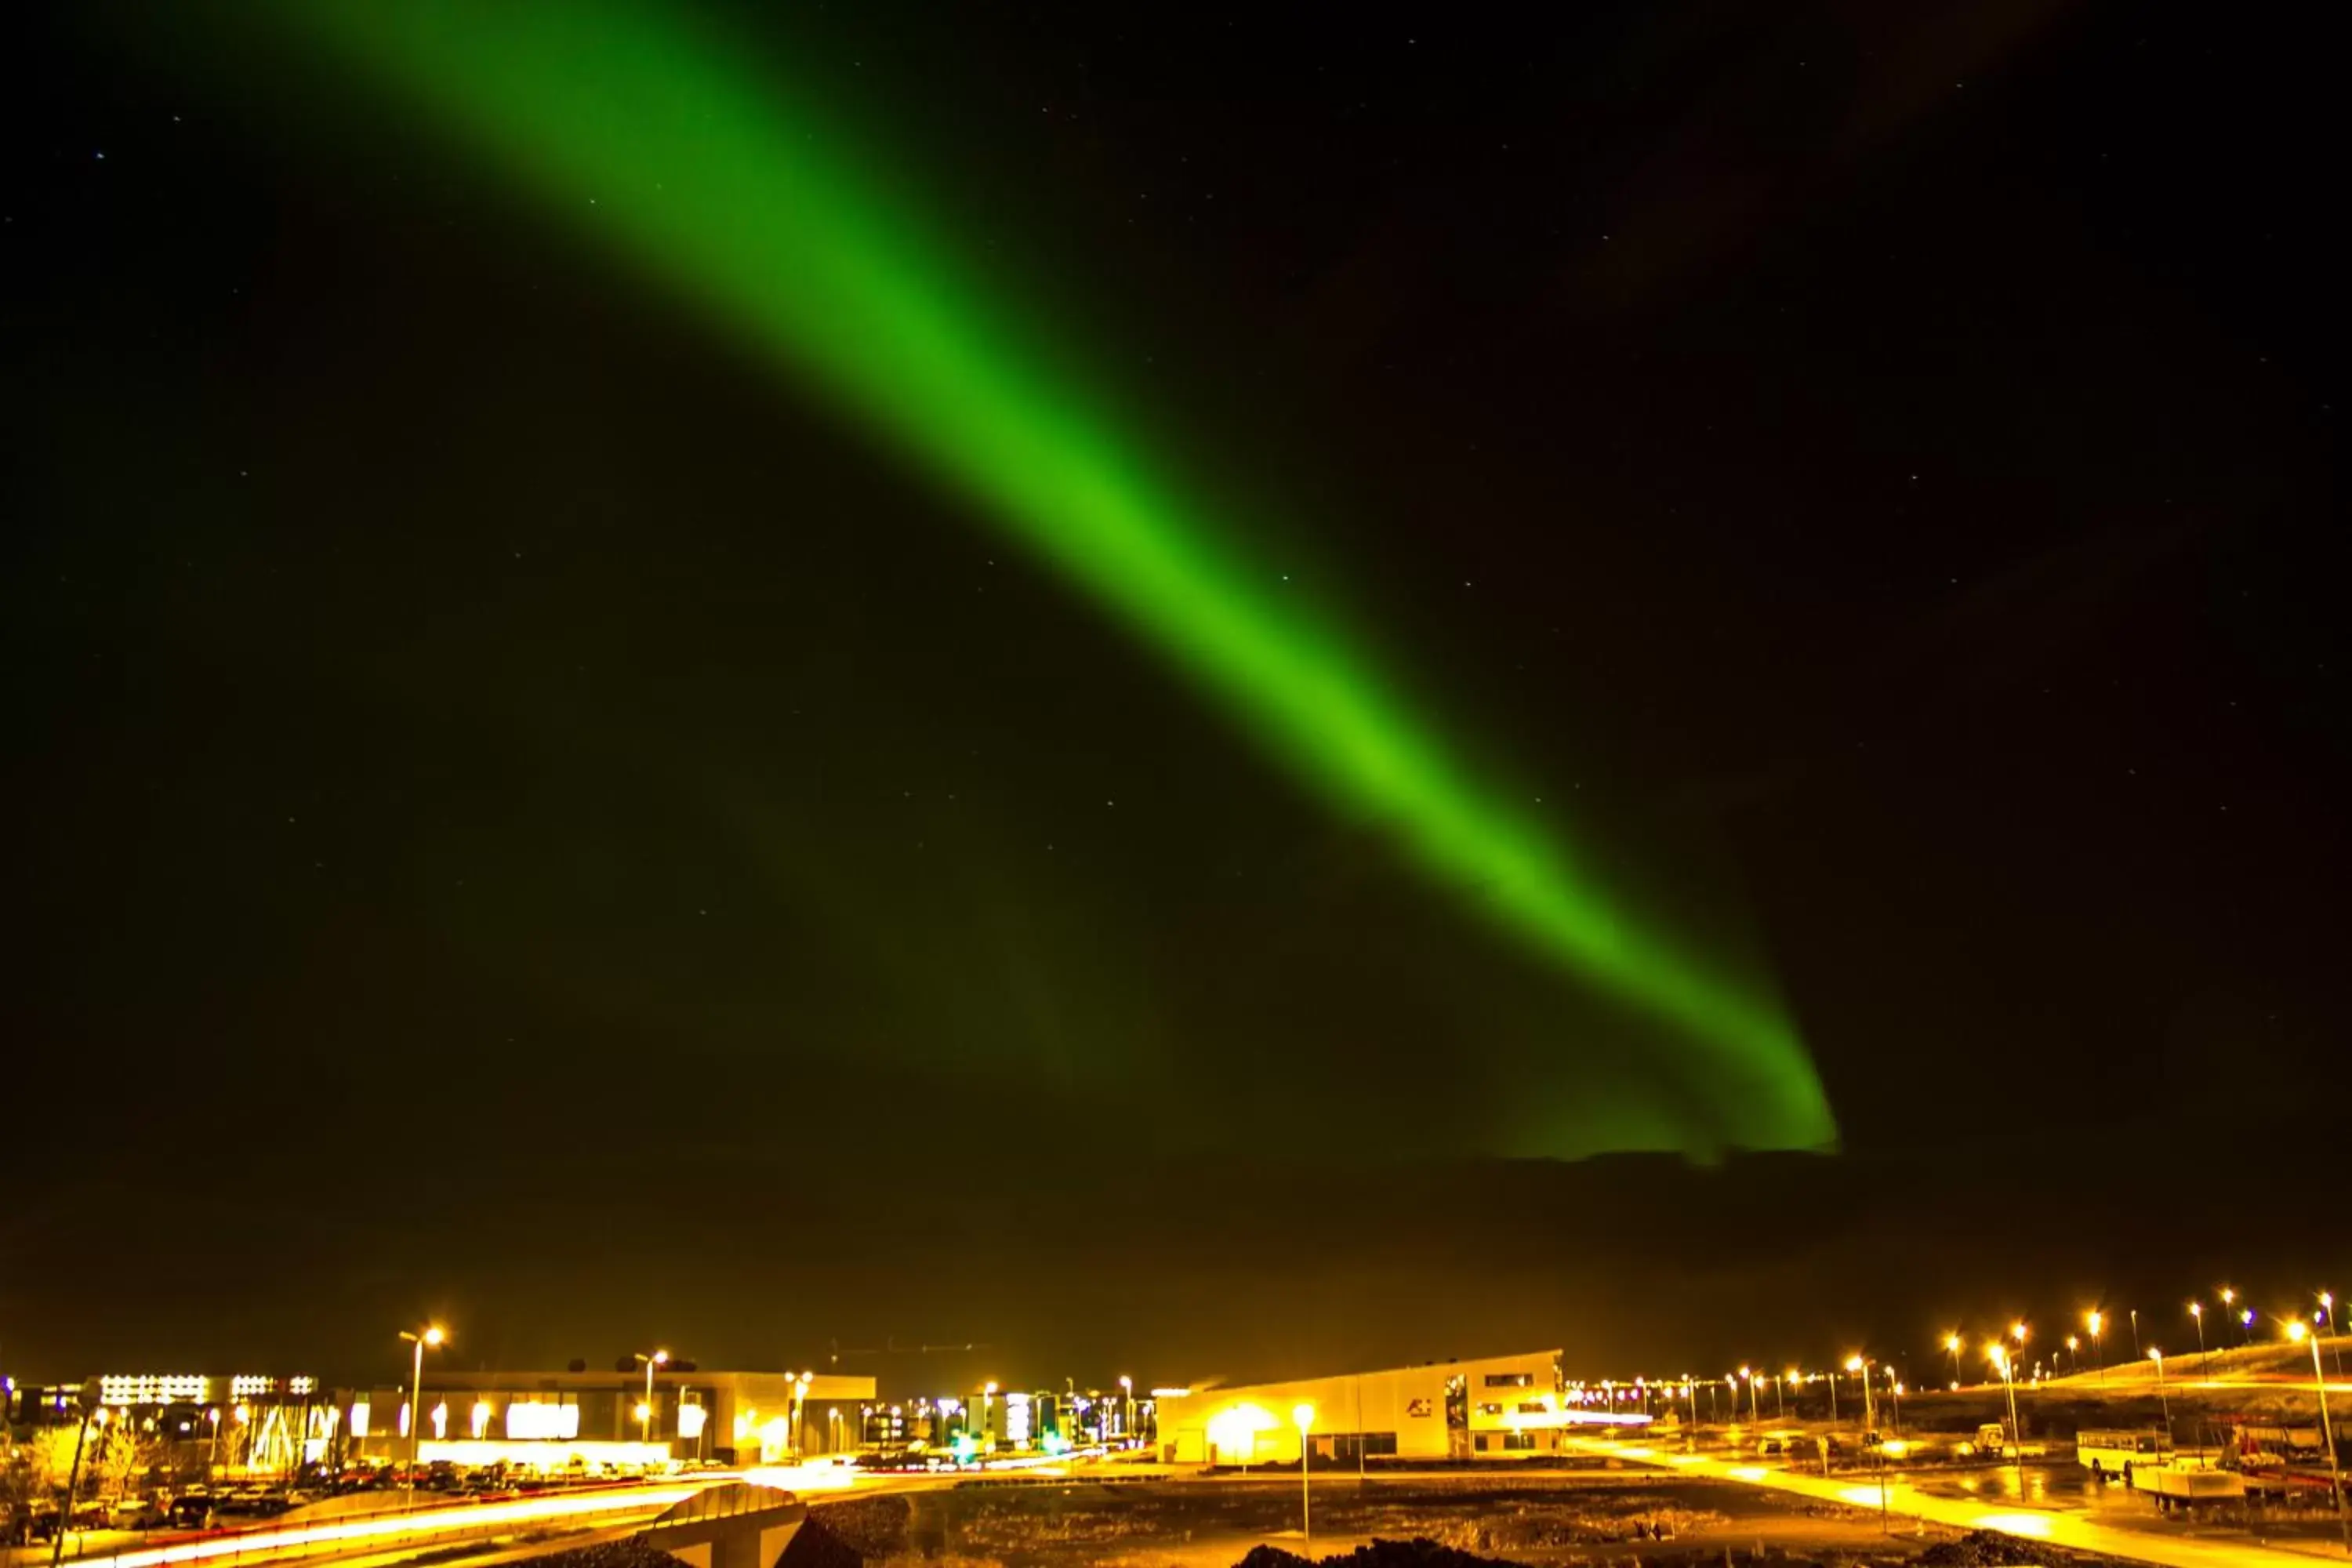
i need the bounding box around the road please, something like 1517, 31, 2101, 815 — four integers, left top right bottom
10, 1481, 706, 1568
1569, 1436, 2350, 1567
9, 1461, 960, 1568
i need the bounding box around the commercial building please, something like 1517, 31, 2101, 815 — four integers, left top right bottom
2, 1373, 340, 1479
1156, 1349, 1573, 1464
858, 1384, 1156, 1457
347, 1367, 875, 1471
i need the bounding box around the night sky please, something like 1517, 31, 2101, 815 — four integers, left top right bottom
5, 0, 2343, 1390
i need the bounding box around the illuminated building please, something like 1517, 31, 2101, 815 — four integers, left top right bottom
343, 1368, 873, 1472
9, 1374, 336, 1477
1156, 1350, 1571, 1464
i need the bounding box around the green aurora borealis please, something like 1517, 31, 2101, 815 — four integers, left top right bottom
277, 2, 1836, 1156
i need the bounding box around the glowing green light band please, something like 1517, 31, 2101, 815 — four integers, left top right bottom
278, 2, 1834, 1153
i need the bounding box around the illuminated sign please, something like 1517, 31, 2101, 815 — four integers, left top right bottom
676, 1403, 706, 1441
505, 1401, 581, 1441
1004, 1392, 1031, 1443
350, 1402, 371, 1439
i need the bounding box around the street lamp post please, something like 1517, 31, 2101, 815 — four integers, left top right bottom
1119, 1376, 1134, 1444
399, 1325, 446, 1512
207, 1406, 220, 1474
1989, 1343, 2024, 1494
633, 1351, 670, 1449
1944, 1334, 1963, 1391
2286, 1320, 2350, 1557
2086, 1311, 2105, 1384
49, 1405, 104, 1568
1292, 1404, 1315, 1550
2129, 1309, 2140, 1361
2149, 1351, 2172, 1446
2324, 1293, 2344, 1381
2190, 1302, 2206, 1367
1846, 1357, 1875, 1435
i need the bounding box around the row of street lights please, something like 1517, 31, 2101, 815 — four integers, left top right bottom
1939, 1287, 2337, 1389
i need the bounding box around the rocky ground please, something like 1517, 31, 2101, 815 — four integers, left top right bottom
808, 1487, 2143, 1568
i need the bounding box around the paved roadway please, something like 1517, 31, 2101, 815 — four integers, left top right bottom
1568, 1436, 2350, 1567
10, 1462, 963, 1568
10, 1481, 709, 1568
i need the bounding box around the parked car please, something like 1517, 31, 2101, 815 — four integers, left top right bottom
110, 1497, 168, 1530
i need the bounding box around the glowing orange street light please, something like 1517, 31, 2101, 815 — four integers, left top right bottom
633, 1350, 670, 1446
2085, 1310, 2105, 1383
399, 1324, 448, 1512
1845, 1356, 1875, 1433
1292, 1403, 1316, 1548
2285, 1320, 2349, 1555
1986, 1341, 2024, 1490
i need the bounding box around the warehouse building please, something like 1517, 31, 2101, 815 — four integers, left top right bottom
1155, 1348, 1572, 1464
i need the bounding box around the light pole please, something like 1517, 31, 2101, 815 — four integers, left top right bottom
2129, 1309, 2140, 1361
1846, 1356, 1875, 1435
793, 1372, 812, 1459
399, 1325, 446, 1512
2324, 1293, 2344, 1381
1987, 1344, 2025, 1493
1119, 1376, 1133, 1444
2149, 1350, 2172, 1446
1292, 1403, 1315, 1549
2064, 1336, 2078, 1377
2285, 1320, 2350, 1556
50, 1405, 104, 1568
2086, 1311, 2105, 1384
633, 1351, 670, 1449
2241, 1308, 2256, 1345
1944, 1334, 1963, 1391
207, 1406, 220, 1474
1776, 1372, 1788, 1423
2220, 1287, 2238, 1349
2190, 1302, 2206, 1367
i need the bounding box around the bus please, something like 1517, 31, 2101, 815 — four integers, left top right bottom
2076, 1428, 2169, 1480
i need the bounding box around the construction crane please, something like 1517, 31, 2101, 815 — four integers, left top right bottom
826, 1335, 991, 1370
